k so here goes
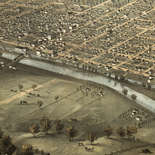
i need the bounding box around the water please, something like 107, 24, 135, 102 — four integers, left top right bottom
1, 51, 155, 113
19, 58, 155, 113
0, 45, 151, 85
2, 52, 17, 60
0, 46, 152, 84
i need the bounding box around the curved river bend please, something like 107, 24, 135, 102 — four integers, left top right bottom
1, 52, 155, 113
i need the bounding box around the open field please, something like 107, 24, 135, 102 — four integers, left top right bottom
0, 59, 155, 155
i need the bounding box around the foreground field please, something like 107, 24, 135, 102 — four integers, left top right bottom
0, 58, 155, 155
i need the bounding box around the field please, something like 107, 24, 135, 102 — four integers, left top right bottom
0, 57, 155, 155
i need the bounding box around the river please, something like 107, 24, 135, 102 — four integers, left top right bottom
1, 51, 155, 113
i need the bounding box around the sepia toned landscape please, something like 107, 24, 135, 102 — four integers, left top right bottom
0, 0, 155, 155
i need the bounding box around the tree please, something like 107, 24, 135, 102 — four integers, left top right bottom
82, 65, 85, 69
0, 127, 4, 139
21, 144, 33, 155
120, 75, 125, 81
18, 85, 23, 91
55, 95, 59, 100
76, 63, 79, 69
122, 88, 128, 95
130, 94, 137, 100
115, 75, 118, 80
40, 117, 52, 134
88, 132, 97, 145
37, 101, 43, 109
54, 119, 64, 134
76, 87, 79, 91
0, 135, 12, 152
147, 83, 151, 90
29, 123, 40, 137
142, 82, 145, 87
32, 84, 37, 90
104, 126, 113, 138
126, 126, 137, 139
116, 127, 125, 139
66, 125, 77, 142
134, 123, 137, 127
108, 73, 111, 77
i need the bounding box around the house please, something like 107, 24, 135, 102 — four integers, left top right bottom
15, 46, 29, 52
148, 69, 153, 74
98, 64, 102, 68
136, 116, 142, 121
147, 79, 151, 83
36, 51, 41, 56
133, 109, 138, 113
51, 52, 58, 58
12, 67, 17, 70
131, 109, 138, 116
86, 88, 91, 92
149, 76, 154, 80
112, 62, 116, 66
47, 35, 51, 40
0, 62, 4, 65
69, 26, 72, 30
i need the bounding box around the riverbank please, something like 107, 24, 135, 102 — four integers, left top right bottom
20, 53, 155, 101
0, 44, 155, 102
1, 55, 155, 117
1, 56, 155, 155
0, 56, 143, 103
51, 61, 155, 101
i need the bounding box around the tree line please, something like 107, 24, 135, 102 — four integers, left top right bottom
0, 123, 138, 155
29, 118, 64, 136
28, 116, 138, 144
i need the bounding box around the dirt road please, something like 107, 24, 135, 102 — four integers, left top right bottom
0, 79, 58, 106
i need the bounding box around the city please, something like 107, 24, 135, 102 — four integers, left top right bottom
0, 0, 155, 155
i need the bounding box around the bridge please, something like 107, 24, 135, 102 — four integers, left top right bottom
0, 53, 24, 71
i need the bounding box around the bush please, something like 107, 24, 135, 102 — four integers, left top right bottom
122, 88, 128, 95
